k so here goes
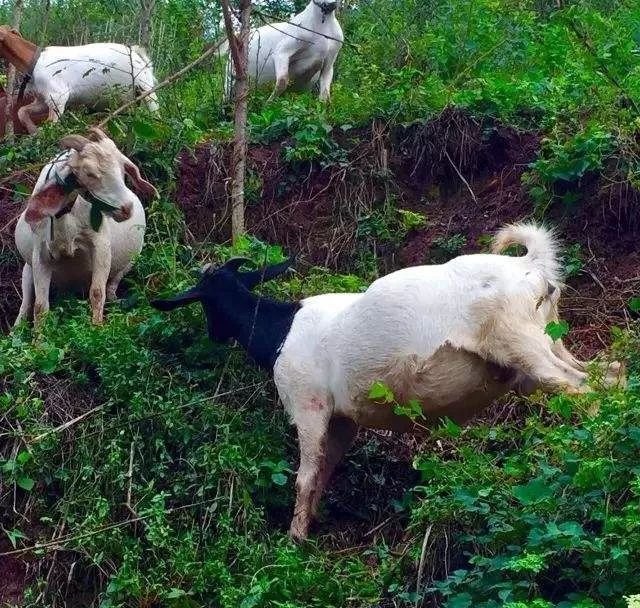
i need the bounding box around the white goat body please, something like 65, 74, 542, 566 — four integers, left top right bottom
273, 224, 622, 538
28, 44, 157, 118
14, 129, 155, 325
222, 0, 343, 101
152, 224, 624, 540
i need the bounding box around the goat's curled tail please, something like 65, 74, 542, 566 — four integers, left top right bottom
492, 222, 561, 285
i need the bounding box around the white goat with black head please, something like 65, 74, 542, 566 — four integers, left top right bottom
221, 0, 343, 102
152, 223, 624, 540
14, 127, 157, 326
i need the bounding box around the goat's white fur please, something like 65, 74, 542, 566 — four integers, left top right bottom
14, 135, 149, 326
273, 224, 623, 539
221, 0, 343, 102
20, 43, 158, 133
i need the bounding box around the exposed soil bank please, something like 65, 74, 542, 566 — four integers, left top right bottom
176, 109, 639, 359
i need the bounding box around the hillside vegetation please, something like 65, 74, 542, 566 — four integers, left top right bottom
1, 1, 640, 607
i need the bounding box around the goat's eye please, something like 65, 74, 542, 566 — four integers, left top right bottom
85, 171, 100, 180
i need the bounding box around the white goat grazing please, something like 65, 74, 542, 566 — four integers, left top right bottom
14, 127, 157, 326
221, 0, 343, 102
0, 26, 158, 134
152, 224, 624, 540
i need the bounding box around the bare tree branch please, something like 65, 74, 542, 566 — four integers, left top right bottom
4, 0, 25, 142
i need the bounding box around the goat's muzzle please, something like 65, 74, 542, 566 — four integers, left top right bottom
112, 202, 133, 223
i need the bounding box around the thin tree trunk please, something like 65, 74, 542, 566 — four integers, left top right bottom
41, 0, 51, 44
4, 0, 25, 142
138, 0, 156, 48
221, 0, 251, 242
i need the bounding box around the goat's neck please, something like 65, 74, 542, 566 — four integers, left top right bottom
219, 289, 300, 371
0, 33, 38, 73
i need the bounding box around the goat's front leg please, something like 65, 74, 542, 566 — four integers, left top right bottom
14, 264, 35, 326
268, 52, 290, 102
32, 254, 52, 327
552, 339, 625, 388
17, 99, 49, 135
318, 53, 337, 102
310, 417, 358, 517
46, 91, 69, 124
89, 238, 112, 325
290, 399, 331, 541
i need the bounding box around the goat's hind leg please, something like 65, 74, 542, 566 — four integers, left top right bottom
310, 417, 358, 518
17, 99, 49, 135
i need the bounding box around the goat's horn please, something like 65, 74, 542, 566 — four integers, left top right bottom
87, 126, 107, 141
59, 134, 91, 152
224, 257, 252, 272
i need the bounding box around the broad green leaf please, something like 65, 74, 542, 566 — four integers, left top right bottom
16, 475, 35, 491
368, 380, 394, 403
90, 205, 103, 231
545, 320, 569, 341
271, 473, 287, 486
629, 297, 640, 312
440, 417, 462, 437
446, 593, 473, 608
5, 528, 28, 549
512, 477, 553, 505
165, 589, 187, 599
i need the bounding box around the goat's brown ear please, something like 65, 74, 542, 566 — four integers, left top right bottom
59, 134, 90, 152
87, 126, 107, 141
123, 160, 158, 201
24, 183, 69, 227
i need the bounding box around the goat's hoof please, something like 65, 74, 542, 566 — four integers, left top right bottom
288, 525, 309, 543
565, 384, 589, 396
604, 360, 626, 386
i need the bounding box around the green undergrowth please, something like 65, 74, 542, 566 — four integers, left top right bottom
1, 0, 640, 605
1, 196, 640, 605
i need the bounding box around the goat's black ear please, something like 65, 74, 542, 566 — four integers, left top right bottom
239, 257, 295, 290
150, 286, 201, 311
224, 257, 253, 273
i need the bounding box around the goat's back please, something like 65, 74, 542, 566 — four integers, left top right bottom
33, 44, 156, 103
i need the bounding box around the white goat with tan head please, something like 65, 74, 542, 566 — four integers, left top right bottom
14, 127, 157, 326
152, 224, 624, 540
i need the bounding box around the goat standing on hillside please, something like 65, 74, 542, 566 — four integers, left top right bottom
0, 26, 159, 134
152, 224, 624, 540
15, 127, 157, 326
221, 0, 343, 102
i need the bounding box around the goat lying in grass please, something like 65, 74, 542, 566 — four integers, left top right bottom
15, 127, 157, 326
152, 224, 624, 540
0, 26, 158, 133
